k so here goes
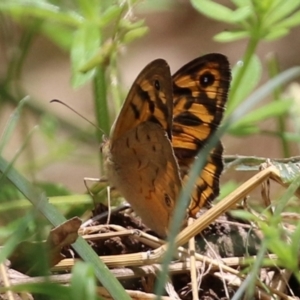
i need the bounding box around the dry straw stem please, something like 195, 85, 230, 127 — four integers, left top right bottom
96, 286, 172, 300
187, 218, 198, 300
0, 263, 14, 300
53, 165, 297, 299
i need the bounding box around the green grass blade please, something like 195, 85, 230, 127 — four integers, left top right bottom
0, 97, 28, 155
0, 156, 130, 300
155, 65, 300, 298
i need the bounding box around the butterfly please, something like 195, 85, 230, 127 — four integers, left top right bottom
172, 54, 231, 217
101, 54, 231, 237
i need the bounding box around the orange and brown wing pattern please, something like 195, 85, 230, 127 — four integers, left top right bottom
111, 59, 173, 143
171, 53, 231, 216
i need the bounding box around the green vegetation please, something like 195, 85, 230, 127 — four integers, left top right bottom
1, 0, 300, 299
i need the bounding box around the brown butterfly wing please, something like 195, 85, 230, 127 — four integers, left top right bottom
106, 122, 181, 237
172, 53, 231, 216
104, 59, 182, 237
111, 59, 173, 143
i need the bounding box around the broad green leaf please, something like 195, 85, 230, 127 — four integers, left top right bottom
227, 55, 262, 114
218, 181, 238, 199
0, 213, 34, 264
273, 161, 300, 183
77, 0, 99, 20
71, 22, 101, 87
282, 132, 300, 143
191, 0, 235, 23
214, 30, 249, 42
0, 2, 83, 26
71, 262, 97, 300
0, 282, 70, 299
230, 99, 292, 129
291, 223, 300, 260
228, 124, 259, 136
0, 195, 91, 212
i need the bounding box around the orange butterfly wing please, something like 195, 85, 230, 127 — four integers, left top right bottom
103, 59, 182, 237
172, 53, 231, 216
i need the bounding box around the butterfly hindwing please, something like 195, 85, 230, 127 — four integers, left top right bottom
171, 53, 231, 216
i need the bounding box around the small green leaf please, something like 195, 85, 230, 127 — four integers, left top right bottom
264, 0, 300, 27
0, 97, 28, 155
228, 55, 262, 113
214, 30, 249, 42
230, 6, 252, 22
275, 10, 300, 29
291, 222, 300, 261
119, 19, 145, 31
71, 22, 101, 87
231, 0, 252, 8
79, 40, 114, 73
122, 27, 149, 44
264, 27, 289, 41
191, 0, 235, 23
40, 23, 73, 50
230, 210, 259, 222
99, 6, 123, 27
0, 213, 33, 264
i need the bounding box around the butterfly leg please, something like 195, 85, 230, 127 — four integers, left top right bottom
83, 176, 126, 228
83, 176, 108, 200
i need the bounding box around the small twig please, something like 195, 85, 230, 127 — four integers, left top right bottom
0, 263, 15, 300
188, 218, 198, 300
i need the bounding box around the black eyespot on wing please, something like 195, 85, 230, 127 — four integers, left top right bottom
164, 193, 172, 207
199, 72, 215, 88
154, 79, 161, 91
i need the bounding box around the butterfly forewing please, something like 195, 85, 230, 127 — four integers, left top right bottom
171, 53, 231, 216
103, 59, 182, 237
111, 59, 173, 143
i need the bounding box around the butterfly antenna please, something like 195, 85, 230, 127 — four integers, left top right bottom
50, 99, 106, 135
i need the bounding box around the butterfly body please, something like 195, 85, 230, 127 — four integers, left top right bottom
102, 54, 231, 237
